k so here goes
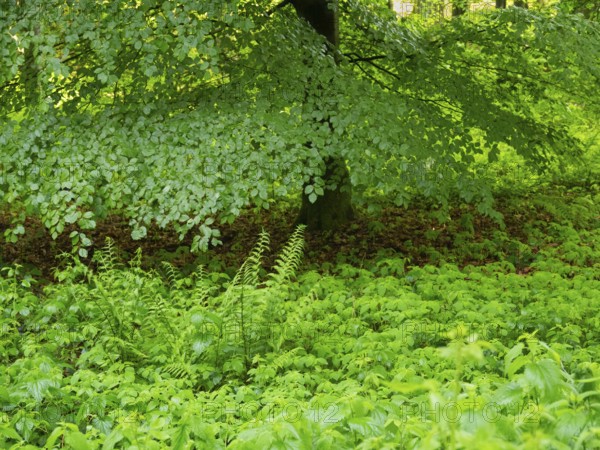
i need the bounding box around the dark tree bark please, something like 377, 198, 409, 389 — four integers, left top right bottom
288, 0, 355, 230
289, 0, 339, 45
452, 0, 467, 17
296, 156, 354, 230
513, 0, 528, 8
496, 0, 506, 8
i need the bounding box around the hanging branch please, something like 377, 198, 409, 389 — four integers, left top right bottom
266, 0, 293, 16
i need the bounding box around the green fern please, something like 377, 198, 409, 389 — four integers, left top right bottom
129, 247, 143, 269
533, 194, 597, 227
145, 292, 177, 343
73, 228, 306, 379
191, 264, 212, 306
211, 226, 307, 372
93, 237, 118, 272
161, 261, 180, 287
215, 231, 269, 371
268, 224, 306, 286
230, 229, 270, 290
105, 335, 147, 361
261, 225, 307, 350
163, 362, 194, 380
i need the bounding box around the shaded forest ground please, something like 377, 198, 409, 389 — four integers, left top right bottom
1, 184, 598, 284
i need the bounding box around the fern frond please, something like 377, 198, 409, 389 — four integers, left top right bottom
94, 237, 117, 271
230, 229, 270, 289
212, 227, 307, 368
193, 264, 207, 283
192, 265, 212, 305
161, 261, 179, 287
106, 336, 148, 360
269, 224, 306, 285
163, 362, 194, 380
144, 293, 177, 343
129, 248, 143, 269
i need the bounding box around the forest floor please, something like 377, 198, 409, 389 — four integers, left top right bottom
1, 184, 597, 284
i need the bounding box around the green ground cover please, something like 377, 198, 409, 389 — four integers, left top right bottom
1, 198, 599, 449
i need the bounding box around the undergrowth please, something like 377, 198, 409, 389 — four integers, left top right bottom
1, 220, 600, 448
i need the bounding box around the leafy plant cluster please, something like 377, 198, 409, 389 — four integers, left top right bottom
1, 0, 598, 248
1, 218, 599, 448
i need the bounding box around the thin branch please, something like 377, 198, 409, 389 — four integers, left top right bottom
1, 81, 19, 91
453, 58, 585, 100
345, 53, 387, 63
353, 59, 462, 114
267, 0, 293, 17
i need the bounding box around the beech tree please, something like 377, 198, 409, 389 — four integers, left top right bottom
273, 0, 355, 230
453, 0, 467, 17
0, 0, 598, 252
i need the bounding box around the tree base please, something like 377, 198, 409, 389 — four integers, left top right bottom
295, 156, 354, 231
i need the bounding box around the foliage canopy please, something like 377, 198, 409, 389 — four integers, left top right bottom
1, 0, 599, 249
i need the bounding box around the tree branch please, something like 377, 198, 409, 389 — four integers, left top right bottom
345, 53, 387, 63
352, 59, 462, 114
453, 57, 586, 100
267, 0, 293, 17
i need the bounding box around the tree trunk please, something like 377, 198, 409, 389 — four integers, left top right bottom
496, 0, 506, 8
513, 0, 528, 8
290, 0, 355, 230
452, 0, 467, 16
296, 156, 354, 230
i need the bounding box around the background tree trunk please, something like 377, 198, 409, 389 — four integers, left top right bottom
496, 0, 506, 8
290, 0, 355, 230
453, 0, 467, 16
513, 0, 528, 8
296, 156, 354, 230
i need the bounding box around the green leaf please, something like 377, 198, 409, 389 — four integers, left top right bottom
523, 359, 564, 402
102, 429, 124, 450
80, 234, 92, 247
131, 226, 147, 240
492, 382, 523, 406
65, 430, 93, 450
504, 343, 525, 377
44, 426, 66, 449
0, 424, 21, 441
64, 211, 80, 224
172, 425, 189, 450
